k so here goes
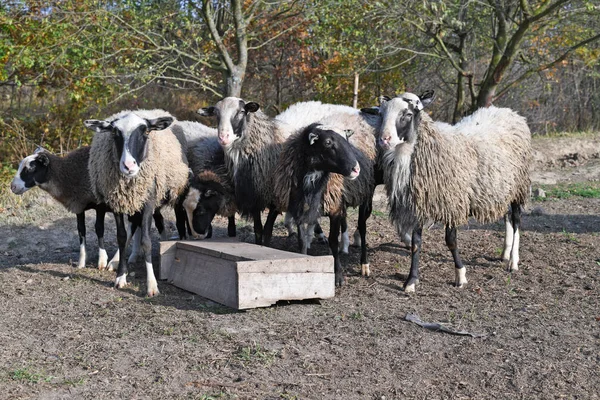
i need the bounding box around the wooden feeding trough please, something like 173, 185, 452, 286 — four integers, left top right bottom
159, 239, 335, 310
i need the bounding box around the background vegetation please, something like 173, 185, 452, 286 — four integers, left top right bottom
1, 0, 599, 181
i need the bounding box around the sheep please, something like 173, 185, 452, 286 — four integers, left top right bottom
372, 91, 532, 292
85, 109, 189, 297
180, 135, 237, 239
197, 98, 289, 246
10, 147, 115, 270
274, 119, 378, 287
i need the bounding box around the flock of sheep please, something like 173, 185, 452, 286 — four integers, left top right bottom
9, 90, 532, 297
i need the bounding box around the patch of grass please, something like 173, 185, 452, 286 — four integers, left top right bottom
236, 343, 277, 366
350, 311, 363, 320
371, 210, 387, 218
62, 377, 86, 387
11, 368, 53, 384
536, 182, 600, 200
562, 229, 579, 244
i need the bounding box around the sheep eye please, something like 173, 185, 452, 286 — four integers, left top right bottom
324, 139, 333, 147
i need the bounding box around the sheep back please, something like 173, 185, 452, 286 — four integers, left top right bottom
408, 107, 531, 227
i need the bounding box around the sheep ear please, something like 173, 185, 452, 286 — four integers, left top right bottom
84, 119, 111, 132
37, 152, 50, 166
34, 146, 45, 154
308, 132, 319, 145
378, 95, 391, 106
244, 102, 260, 113
205, 189, 217, 197
146, 116, 173, 132
197, 106, 216, 117
360, 107, 380, 116
344, 129, 354, 139
418, 90, 435, 109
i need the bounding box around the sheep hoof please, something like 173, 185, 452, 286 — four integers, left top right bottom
352, 230, 361, 248
340, 246, 349, 255
335, 273, 345, 287
115, 274, 128, 289
507, 261, 519, 272
147, 285, 160, 297
454, 268, 468, 288
404, 283, 416, 293
106, 261, 117, 272
361, 263, 371, 277
403, 278, 418, 293
97, 249, 108, 270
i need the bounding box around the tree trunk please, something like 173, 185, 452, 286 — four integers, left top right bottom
226, 66, 244, 97
352, 72, 359, 108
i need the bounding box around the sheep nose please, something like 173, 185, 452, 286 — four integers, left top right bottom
352, 163, 360, 174
10, 182, 17, 193
123, 159, 137, 171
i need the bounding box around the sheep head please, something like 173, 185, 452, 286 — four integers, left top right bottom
197, 97, 260, 147
303, 124, 360, 180
369, 90, 435, 150
11, 151, 51, 194
85, 113, 173, 178
182, 171, 228, 239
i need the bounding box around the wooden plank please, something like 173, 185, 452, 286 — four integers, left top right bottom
237, 270, 335, 309
236, 256, 334, 274
176, 239, 309, 262
167, 248, 239, 309
158, 241, 178, 280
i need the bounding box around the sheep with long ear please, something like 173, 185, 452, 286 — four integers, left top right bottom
375, 91, 531, 292
85, 109, 189, 297
197, 98, 289, 246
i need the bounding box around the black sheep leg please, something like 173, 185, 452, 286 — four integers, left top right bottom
253, 210, 264, 245
358, 199, 373, 277
227, 216, 236, 237
404, 225, 422, 292
76, 212, 87, 269
152, 208, 166, 240
114, 212, 129, 289
445, 225, 467, 288
174, 198, 188, 240
95, 204, 108, 270
141, 202, 160, 297
262, 207, 279, 247
329, 214, 344, 287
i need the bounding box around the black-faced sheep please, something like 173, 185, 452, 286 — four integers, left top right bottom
274, 122, 377, 287
197, 97, 287, 246
85, 109, 189, 297
10, 147, 115, 270
180, 135, 237, 239
373, 91, 532, 292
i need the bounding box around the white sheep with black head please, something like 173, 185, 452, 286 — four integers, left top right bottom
85, 109, 189, 297
369, 91, 532, 292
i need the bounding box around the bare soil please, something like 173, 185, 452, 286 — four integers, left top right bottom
0, 134, 599, 400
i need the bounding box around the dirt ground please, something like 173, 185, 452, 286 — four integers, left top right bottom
0, 134, 598, 400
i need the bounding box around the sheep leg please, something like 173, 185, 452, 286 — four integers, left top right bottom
95, 205, 108, 270
339, 218, 349, 254
404, 225, 422, 293
252, 210, 264, 245
106, 214, 133, 272
284, 213, 296, 237
329, 214, 344, 287
207, 224, 213, 239
141, 203, 160, 297
174, 199, 188, 240
315, 223, 328, 244
446, 225, 467, 288
262, 208, 278, 247
298, 223, 310, 255
114, 213, 129, 289
153, 208, 168, 241
507, 202, 521, 272
227, 216, 236, 237
501, 211, 514, 262
358, 200, 372, 277
76, 212, 87, 269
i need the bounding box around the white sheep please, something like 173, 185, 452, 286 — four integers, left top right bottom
373, 91, 532, 292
